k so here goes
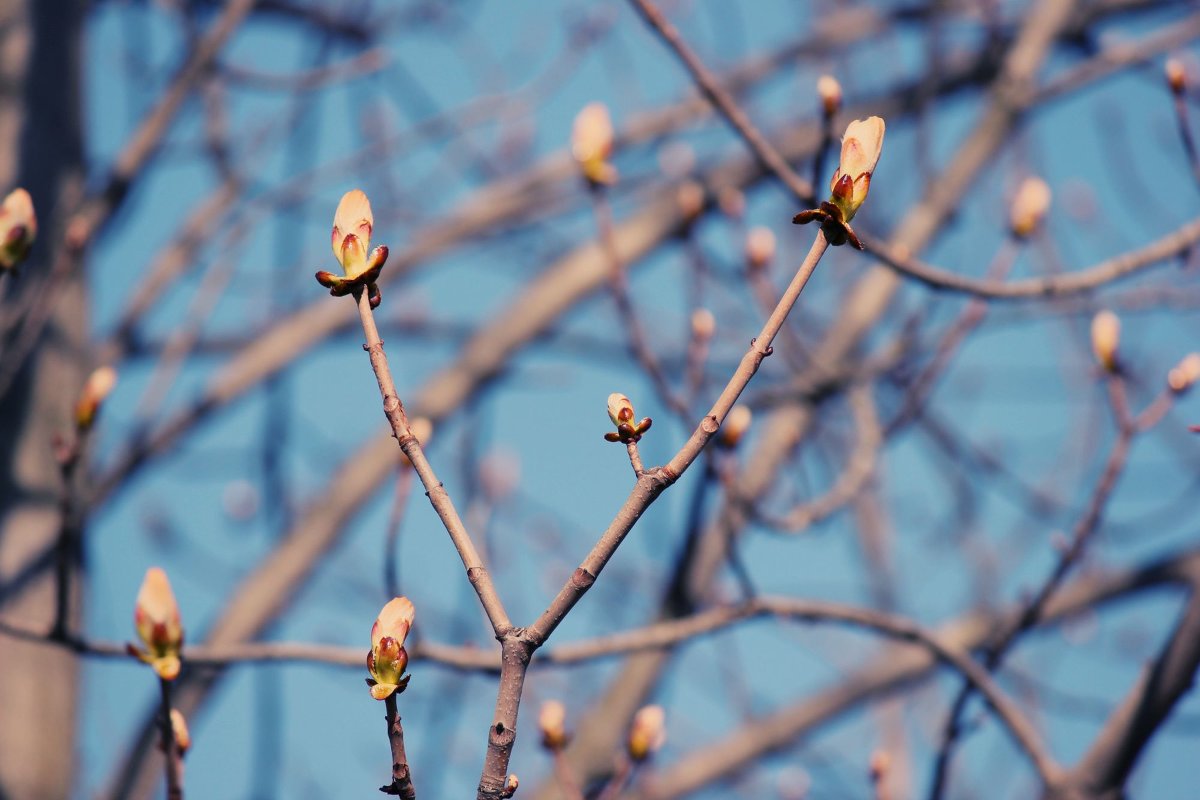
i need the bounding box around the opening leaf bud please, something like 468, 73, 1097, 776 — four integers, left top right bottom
1091, 310, 1120, 372
502, 774, 519, 798
607, 393, 635, 427
133, 567, 184, 680
829, 117, 885, 222
367, 597, 415, 700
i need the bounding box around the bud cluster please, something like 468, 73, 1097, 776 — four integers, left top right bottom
315, 190, 390, 308
604, 393, 653, 444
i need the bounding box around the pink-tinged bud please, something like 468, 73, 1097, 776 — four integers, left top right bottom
817, 75, 842, 117
331, 190, 374, 278
170, 709, 191, 756
539, 700, 568, 750
628, 705, 666, 761
1091, 310, 1120, 372
572, 103, 617, 185
367, 596, 414, 700
0, 188, 36, 271
869, 750, 890, 783
829, 117, 885, 222
745, 226, 776, 271
677, 180, 705, 224
133, 567, 183, 680
479, 449, 520, 503
1166, 58, 1187, 95
607, 392, 635, 427
719, 405, 752, 448
75, 365, 117, 432
1010, 177, 1051, 238
718, 186, 745, 219
1168, 353, 1200, 393
691, 308, 715, 341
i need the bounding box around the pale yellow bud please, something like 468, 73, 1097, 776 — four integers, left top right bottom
1091, 310, 1120, 372
1010, 177, 1051, 238
719, 405, 752, 448
1166, 58, 1187, 95
170, 709, 191, 756
331, 190, 374, 277
0, 188, 36, 270
572, 103, 616, 185
607, 393, 635, 427
691, 308, 715, 341
745, 226, 776, 270
502, 774, 519, 798
75, 365, 118, 431
628, 705, 666, 761
1168, 353, 1200, 393
869, 750, 890, 783
539, 700, 568, 750
677, 180, 705, 223
817, 74, 842, 117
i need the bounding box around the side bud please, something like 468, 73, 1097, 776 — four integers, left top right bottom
0, 188, 36, 271
1166, 58, 1187, 96
718, 405, 752, 448
1091, 310, 1120, 373
1168, 353, 1200, 393
1009, 177, 1051, 239
539, 700, 569, 750
817, 75, 842, 118
75, 366, 118, 432
745, 227, 776, 272
572, 103, 616, 186
627, 705, 666, 762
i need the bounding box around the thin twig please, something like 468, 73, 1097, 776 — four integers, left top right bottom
159, 678, 182, 800
353, 287, 511, 636
381, 694, 417, 798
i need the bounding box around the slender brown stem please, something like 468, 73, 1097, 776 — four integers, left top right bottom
353, 288, 511, 636
626, 0, 814, 203
381, 694, 416, 798
473, 232, 831, 797
552, 749, 585, 800
159, 678, 182, 800
926, 373, 1171, 799
595, 757, 634, 800
625, 440, 645, 477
